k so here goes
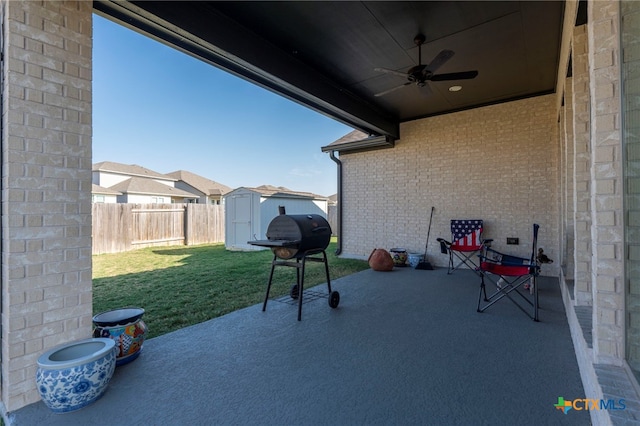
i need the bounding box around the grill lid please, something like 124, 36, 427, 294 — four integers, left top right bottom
248, 214, 331, 259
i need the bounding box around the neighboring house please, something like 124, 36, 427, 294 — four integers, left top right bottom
224, 185, 329, 250
324, 130, 371, 153
165, 170, 232, 205
91, 184, 121, 203
107, 176, 198, 204
93, 161, 177, 188
92, 161, 200, 204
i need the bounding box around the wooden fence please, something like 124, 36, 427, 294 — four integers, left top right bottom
92, 203, 225, 254
327, 205, 337, 236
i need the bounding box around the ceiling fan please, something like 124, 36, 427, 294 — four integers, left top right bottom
374, 34, 478, 97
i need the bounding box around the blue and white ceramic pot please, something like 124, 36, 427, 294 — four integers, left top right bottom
36, 338, 116, 413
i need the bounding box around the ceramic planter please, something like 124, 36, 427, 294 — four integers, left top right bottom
93, 307, 147, 366
36, 338, 116, 413
390, 248, 408, 266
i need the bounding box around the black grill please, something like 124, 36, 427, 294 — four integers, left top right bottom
249, 214, 331, 259
248, 211, 339, 321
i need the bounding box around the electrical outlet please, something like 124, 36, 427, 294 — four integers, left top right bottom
507, 237, 519, 245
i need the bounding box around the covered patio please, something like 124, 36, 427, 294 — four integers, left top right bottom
12, 267, 589, 425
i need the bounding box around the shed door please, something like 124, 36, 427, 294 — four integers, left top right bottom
232, 195, 252, 248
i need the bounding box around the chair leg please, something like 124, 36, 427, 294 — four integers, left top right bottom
533, 275, 539, 322
447, 250, 454, 274
477, 274, 539, 320
450, 251, 482, 275
477, 275, 488, 312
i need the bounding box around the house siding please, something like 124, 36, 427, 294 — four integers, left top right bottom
340, 94, 559, 272
174, 181, 207, 203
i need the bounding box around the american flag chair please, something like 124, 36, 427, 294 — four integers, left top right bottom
477, 224, 541, 321
437, 220, 491, 275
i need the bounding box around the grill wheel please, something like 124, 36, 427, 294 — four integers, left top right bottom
329, 291, 340, 308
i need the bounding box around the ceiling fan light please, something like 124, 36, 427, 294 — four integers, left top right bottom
449, 85, 463, 92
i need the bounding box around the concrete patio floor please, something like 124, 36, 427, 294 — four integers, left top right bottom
10, 266, 590, 425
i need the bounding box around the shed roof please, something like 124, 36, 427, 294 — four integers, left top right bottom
229, 185, 328, 200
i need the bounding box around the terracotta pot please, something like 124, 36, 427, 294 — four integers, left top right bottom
368, 248, 394, 271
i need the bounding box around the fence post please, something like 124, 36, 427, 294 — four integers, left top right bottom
184, 204, 190, 246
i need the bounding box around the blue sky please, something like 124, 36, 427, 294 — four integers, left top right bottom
92, 14, 353, 197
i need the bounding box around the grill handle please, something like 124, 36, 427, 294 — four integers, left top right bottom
312, 226, 329, 233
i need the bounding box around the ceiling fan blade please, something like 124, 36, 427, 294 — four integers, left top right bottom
374, 82, 412, 97
374, 67, 409, 79
430, 70, 479, 81
425, 50, 455, 74
418, 82, 433, 97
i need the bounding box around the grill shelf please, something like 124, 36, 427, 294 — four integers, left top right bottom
273, 288, 328, 306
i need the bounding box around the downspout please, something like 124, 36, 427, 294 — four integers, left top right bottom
328, 150, 342, 255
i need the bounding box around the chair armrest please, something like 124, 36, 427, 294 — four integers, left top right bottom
436, 238, 451, 254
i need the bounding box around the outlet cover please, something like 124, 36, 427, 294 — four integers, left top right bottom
507, 237, 519, 245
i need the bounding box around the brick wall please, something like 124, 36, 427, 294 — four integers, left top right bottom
588, 0, 625, 364
563, 79, 576, 281
341, 94, 559, 273
1, 1, 93, 411
622, 0, 640, 373
572, 23, 593, 307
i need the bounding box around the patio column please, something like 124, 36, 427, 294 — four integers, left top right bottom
572, 23, 593, 306
0, 1, 93, 412
588, 0, 624, 364
562, 78, 575, 281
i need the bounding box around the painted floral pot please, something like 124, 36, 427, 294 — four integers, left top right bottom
92, 307, 147, 366
390, 248, 408, 266
36, 338, 116, 413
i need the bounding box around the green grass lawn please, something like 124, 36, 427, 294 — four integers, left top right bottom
93, 241, 369, 338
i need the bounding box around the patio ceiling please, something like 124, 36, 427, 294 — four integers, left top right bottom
94, 1, 568, 139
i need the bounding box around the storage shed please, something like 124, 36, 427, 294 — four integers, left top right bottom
224, 185, 329, 251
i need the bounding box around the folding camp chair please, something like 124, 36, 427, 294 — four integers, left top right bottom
477, 224, 541, 321
437, 220, 491, 275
